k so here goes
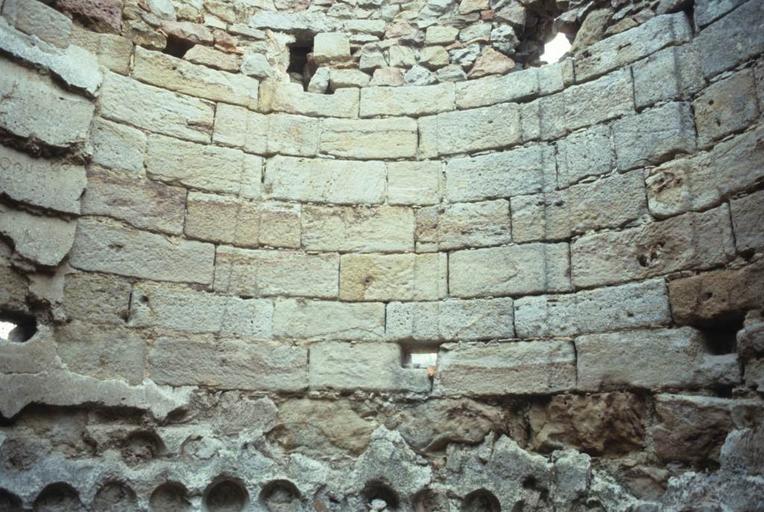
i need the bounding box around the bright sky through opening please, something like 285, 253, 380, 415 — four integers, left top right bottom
541, 32, 571, 64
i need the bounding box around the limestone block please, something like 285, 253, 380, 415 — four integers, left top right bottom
450, 243, 570, 298
387, 161, 441, 205
146, 135, 261, 198
302, 205, 414, 252
0, 58, 94, 150
693, 69, 759, 147
387, 45, 416, 68
184, 45, 241, 72
0, 258, 28, 312
445, 144, 556, 202
0, 326, 56, 374
320, 118, 418, 159
149, 335, 307, 391
2, 0, 72, 47
273, 299, 385, 341
574, 13, 692, 81
425, 26, 459, 45
646, 127, 764, 218
632, 45, 705, 109
82, 168, 186, 235
0, 205, 76, 267
561, 69, 634, 136
260, 80, 359, 118
386, 298, 514, 341
556, 125, 613, 187
694, 0, 747, 27
329, 69, 371, 89
696, 0, 764, 78
435, 341, 576, 395
576, 327, 741, 391
340, 253, 447, 301
213, 246, 339, 298
313, 32, 350, 64
731, 189, 764, 253
418, 46, 449, 70
63, 272, 132, 325
100, 72, 214, 143
309, 342, 430, 392
133, 47, 259, 108
0, 145, 85, 215
90, 118, 147, 173
130, 282, 273, 337
360, 83, 455, 117
56, 0, 123, 33
185, 193, 300, 249
70, 218, 215, 284
572, 205, 735, 287
416, 199, 511, 251
613, 102, 696, 171
344, 19, 385, 36
455, 67, 540, 109
511, 170, 646, 242
419, 103, 521, 157
70, 26, 133, 75
515, 278, 671, 337
264, 155, 385, 204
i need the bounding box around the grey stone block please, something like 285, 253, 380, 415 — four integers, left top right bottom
696, 0, 764, 78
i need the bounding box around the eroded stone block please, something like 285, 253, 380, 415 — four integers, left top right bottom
340, 253, 447, 301
416, 200, 511, 250
360, 83, 455, 117
273, 299, 385, 341
302, 205, 414, 252
693, 69, 759, 147
320, 118, 418, 159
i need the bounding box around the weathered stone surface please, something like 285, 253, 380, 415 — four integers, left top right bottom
696, 0, 764, 78
310, 342, 430, 392
146, 135, 261, 197
329, 68, 371, 89
313, 32, 350, 64
0, 257, 28, 311
340, 253, 447, 301
100, 72, 214, 143
386, 298, 514, 341
56, 0, 123, 32
529, 392, 647, 454
302, 205, 414, 252
70, 26, 132, 75
0, 145, 85, 215
133, 48, 259, 108
0, 58, 94, 151
319, 118, 417, 159
0, 205, 76, 266
632, 45, 704, 109
445, 144, 556, 202
694, 0, 748, 27
70, 218, 215, 284
213, 246, 338, 298
82, 168, 186, 235
149, 335, 307, 391
576, 327, 740, 391
450, 243, 570, 298
186, 193, 300, 248
469, 47, 516, 78
0, 325, 56, 373
184, 45, 241, 72
572, 205, 735, 287
63, 272, 131, 325
416, 200, 511, 250
555, 125, 613, 187
260, 80, 359, 118
264, 155, 385, 204
419, 103, 521, 157
2, 0, 71, 47
574, 13, 692, 81
693, 69, 759, 147
515, 278, 671, 337
435, 341, 576, 395
386, 161, 441, 205
89, 118, 147, 173
273, 299, 385, 341
730, 189, 764, 253
130, 283, 273, 337
455, 67, 542, 109
668, 257, 764, 326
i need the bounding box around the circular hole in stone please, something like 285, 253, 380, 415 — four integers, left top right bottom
92, 481, 138, 512
33, 483, 86, 512
0, 311, 37, 343
150, 482, 192, 512
259, 480, 301, 512
121, 430, 164, 464
414, 488, 449, 512
0, 488, 23, 512
204, 478, 248, 512
462, 490, 500, 512
362, 480, 400, 511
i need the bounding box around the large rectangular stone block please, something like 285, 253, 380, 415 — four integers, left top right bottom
319, 118, 418, 159
360, 83, 455, 117
100, 72, 214, 143
696, 0, 764, 78
70, 25, 132, 75
576, 327, 740, 391
273, 299, 385, 341
455, 67, 542, 109
632, 45, 705, 109
693, 69, 759, 147
264, 155, 386, 204
694, 0, 747, 27
90, 118, 147, 173
514, 278, 671, 337
340, 253, 447, 301
449, 243, 570, 298
435, 341, 576, 395
555, 124, 614, 187
571, 205, 735, 287
445, 144, 556, 202
386, 161, 442, 205
133, 47, 259, 108
130, 282, 273, 337
0, 204, 76, 267
149, 335, 308, 391
302, 205, 414, 252
386, 298, 514, 341
730, 189, 764, 253
63, 272, 132, 326
213, 246, 339, 298
416, 199, 511, 251
185, 193, 300, 249
2, 0, 72, 47
260, 79, 359, 118
146, 135, 262, 197
70, 218, 215, 284
309, 342, 430, 392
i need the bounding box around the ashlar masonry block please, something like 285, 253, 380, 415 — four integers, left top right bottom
273, 299, 385, 341
340, 253, 447, 301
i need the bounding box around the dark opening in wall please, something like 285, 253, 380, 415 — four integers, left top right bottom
517, 0, 574, 67
287, 37, 315, 90
362, 481, 400, 510
700, 316, 744, 355
164, 34, 195, 58
0, 311, 36, 343
462, 489, 501, 512
259, 480, 301, 511
150, 482, 192, 512
204, 478, 248, 512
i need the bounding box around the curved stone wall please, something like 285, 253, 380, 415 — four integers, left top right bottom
0, 0, 763, 510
